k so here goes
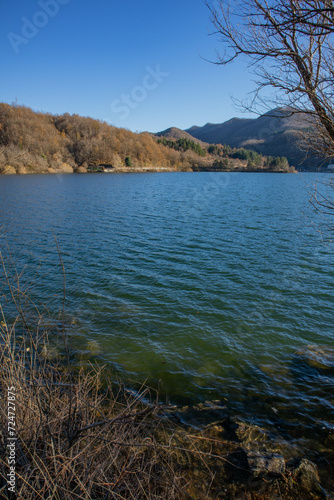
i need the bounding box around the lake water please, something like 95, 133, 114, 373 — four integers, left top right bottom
0, 172, 333, 448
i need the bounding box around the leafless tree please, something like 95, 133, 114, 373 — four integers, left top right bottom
206, 0, 334, 160
275, 0, 334, 33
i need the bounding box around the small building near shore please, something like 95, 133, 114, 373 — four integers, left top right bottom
102, 165, 114, 172
87, 164, 114, 173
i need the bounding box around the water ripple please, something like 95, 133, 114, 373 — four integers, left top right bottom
0, 172, 333, 440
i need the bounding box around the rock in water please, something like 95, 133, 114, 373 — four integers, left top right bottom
292, 459, 321, 492
295, 345, 334, 374
173, 402, 229, 428
246, 451, 285, 478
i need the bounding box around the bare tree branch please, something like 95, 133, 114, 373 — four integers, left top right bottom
206, 0, 334, 160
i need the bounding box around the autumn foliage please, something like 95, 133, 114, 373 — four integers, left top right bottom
0, 102, 293, 174
0, 103, 207, 174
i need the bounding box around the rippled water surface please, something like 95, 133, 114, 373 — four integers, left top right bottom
1, 172, 333, 440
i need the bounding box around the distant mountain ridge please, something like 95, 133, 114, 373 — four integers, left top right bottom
183, 108, 320, 169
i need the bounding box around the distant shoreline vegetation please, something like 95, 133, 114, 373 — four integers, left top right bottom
0, 102, 296, 175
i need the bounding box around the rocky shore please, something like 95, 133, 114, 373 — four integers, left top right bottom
148, 345, 334, 499
162, 400, 334, 499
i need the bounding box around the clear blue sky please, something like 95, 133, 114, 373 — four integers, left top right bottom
1, 0, 254, 132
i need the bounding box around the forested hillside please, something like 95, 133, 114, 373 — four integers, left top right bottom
0, 103, 209, 174
0, 103, 294, 174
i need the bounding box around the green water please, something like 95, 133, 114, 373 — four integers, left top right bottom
0, 172, 333, 445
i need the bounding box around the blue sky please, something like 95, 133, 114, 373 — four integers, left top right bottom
1, 0, 255, 132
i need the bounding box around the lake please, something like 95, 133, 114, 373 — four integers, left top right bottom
0, 172, 333, 448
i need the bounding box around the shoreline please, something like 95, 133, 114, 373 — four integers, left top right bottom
1, 303, 333, 499
0, 168, 321, 176
1, 337, 332, 499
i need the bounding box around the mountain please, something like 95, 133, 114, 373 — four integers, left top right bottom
155, 127, 208, 147
185, 108, 321, 169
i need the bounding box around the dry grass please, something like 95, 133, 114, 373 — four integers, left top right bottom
0, 250, 197, 500
0, 336, 186, 499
